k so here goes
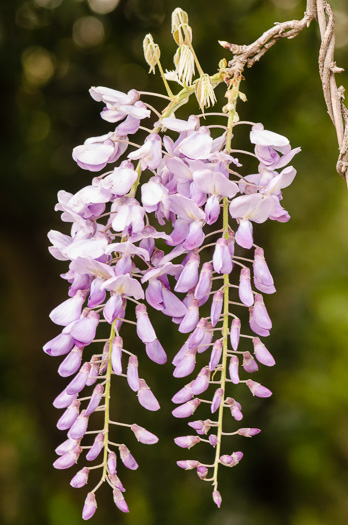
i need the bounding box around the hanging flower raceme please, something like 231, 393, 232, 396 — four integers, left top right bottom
45, 7, 300, 518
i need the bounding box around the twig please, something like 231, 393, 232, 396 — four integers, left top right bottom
220, 0, 348, 184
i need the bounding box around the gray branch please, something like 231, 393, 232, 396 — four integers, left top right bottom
220, 0, 348, 184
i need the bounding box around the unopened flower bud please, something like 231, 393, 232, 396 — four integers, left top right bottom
143, 34, 161, 74
113, 488, 129, 513
171, 8, 192, 46
107, 451, 117, 475
82, 492, 97, 520
131, 424, 159, 445
119, 444, 138, 470
70, 467, 89, 488
212, 489, 222, 508
197, 465, 208, 479
177, 459, 199, 470
237, 428, 261, 437
174, 435, 200, 448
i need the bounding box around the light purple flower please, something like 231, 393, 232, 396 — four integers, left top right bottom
68, 410, 89, 440
137, 379, 160, 411
49, 291, 85, 327
253, 337, 275, 366
58, 346, 83, 377
136, 304, 157, 343
66, 362, 91, 395
70, 467, 89, 488
127, 355, 140, 392
111, 336, 123, 375
239, 267, 254, 306
53, 388, 77, 409
82, 492, 97, 520
172, 381, 194, 404
253, 247, 276, 294
211, 387, 223, 413
175, 252, 200, 293
228, 356, 240, 385
131, 424, 159, 444
119, 444, 138, 470
212, 490, 222, 508
85, 384, 104, 416
191, 367, 210, 395
173, 347, 196, 378
210, 290, 223, 327
172, 398, 200, 418
145, 339, 167, 365
242, 351, 259, 373
57, 399, 80, 431
53, 445, 82, 470
209, 339, 222, 371
113, 488, 129, 513
86, 433, 104, 461
128, 134, 162, 170
69, 311, 100, 346
246, 379, 272, 398
213, 238, 233, 274
177, 460, 200, 470
174, 435, 200, 448
107, 451, 117, 475
194, 262, 212, 301
237, 428, 261, 437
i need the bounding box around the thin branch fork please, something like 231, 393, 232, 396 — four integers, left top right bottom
220, 0, 348, 184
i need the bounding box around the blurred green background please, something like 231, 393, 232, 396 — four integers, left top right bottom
1, 0, 348, 524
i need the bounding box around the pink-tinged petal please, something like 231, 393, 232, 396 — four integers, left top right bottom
127, 355, 140, 392
179, 299, 199, 334
53, 446, 82, 470
100, 167, 138, 196
178, 132, 213, 160
242, 351, 258, 373
230, 318, 241, 351
136, 304, 157, 343
209, 339, 222, 371
237, 427, 261, 437
210, 290, 223, 327
249, 311, 271, 337
262, 166, 296, 195
194, 262, 212, 301
246, 379, 272, 398
56, 400, 80, 431
113, 489, 129, 513
85, 384, 104, 416
174, 436, 200, 448
228, 356, 240, 384
235, 219, 253, 249
175, 253, 200, 293
169, 194, 206, 222
239, 267, 254, 306
50, 292, 85, 327
70, 467, 89, 488
145, 339, 167, 365
177, 460, 200, 470
162, 287, 187, 317
212, 490, 222, 508
86, 433, 104, 461
138, 379, 160, 411
187, 318, 207, 349
116, 114, 140, 135
253, 247, 275, 292
253, 337, 275, 366
225, 397, 243, 421
111, 336, 123, 375
197, 323, 213, 353
73, 143, 115, 172
250, 125, 289, 147
272, 146, 301, 170
188, 419, 211, 435
103, 294, 123, 324
89, 86, 139, 105
193, 169, 239, 197
172, 381, 194, 404
173, 347, 197, 378
70, 312, 99, 345
107, 451, 117, 475
53, 388, 77, 409
220, 451, 243, 467
119, 444, 138, 470
229, 193, 278, 223
209, 435, 218, 447
205, 195, 221, 224
55, 438, 80, 456
253, 294, 272, 329
172, 398, 200, 418
213, 238, 233, 274
160, 115, 200, 132
58, 346, 82, 377
68, 410, 89, 440
191, 367, 210, 395
131, 424, 159, 444
197, 465, 209, 479
102, 274, 145, 300
211, 387, 223, 413
183, 221, 205, 251
86, 355, 99, 387
43, 333, 74, 357
82, 492, 97, 520
66, 362, 91, 395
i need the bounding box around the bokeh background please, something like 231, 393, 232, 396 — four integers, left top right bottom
1, 0, 348, 524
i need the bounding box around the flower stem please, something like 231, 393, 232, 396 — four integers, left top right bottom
101, 320, 116, 482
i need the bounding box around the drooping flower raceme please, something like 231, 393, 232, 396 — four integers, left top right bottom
44, 7, 300, 518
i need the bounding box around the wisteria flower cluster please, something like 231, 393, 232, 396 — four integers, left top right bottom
44, 8, 300, 519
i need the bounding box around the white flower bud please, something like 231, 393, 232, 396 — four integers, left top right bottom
143, 33, 161, 74
171, 8, 192, 46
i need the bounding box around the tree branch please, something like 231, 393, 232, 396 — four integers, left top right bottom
220, 0, 348, 185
